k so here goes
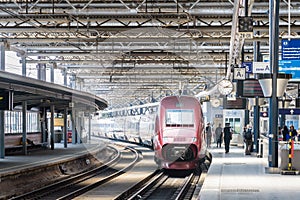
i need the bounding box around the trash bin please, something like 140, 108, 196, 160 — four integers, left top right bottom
54, 131, 63, 143
280, 142, 300, 170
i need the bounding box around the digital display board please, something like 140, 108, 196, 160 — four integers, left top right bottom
223, 98, 247, 109
236, 79, 264, 98
242, 79, 264, 97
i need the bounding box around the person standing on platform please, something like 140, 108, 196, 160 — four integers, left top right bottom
243, 125, 252, 155
206, 123, 212, 148
289, 125, 297, 140
282, 125, 289, 141
215, 123, 223, 148
223, 123, 232, 153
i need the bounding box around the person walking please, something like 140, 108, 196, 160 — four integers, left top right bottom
215, 123, 223, 148
206, 123, 212, 148
223, 123, 232, 153
243, 125, 252, 155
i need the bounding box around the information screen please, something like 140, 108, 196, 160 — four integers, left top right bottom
242, 79, 264, 97
223, 98, 247, 109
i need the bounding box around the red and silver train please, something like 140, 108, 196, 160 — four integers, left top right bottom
95, 95, 207, 170
153, 95, 207, 170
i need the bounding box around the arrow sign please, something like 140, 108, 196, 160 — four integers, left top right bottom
279, 108, 300, 115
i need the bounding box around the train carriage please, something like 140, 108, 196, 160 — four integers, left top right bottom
153, 95, 206, 170
96, 96, 207, 170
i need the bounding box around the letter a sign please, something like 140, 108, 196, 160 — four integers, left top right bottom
234, 68, 246, 80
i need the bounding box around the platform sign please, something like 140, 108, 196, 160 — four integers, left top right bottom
282, 39, 300, 60
242, 62, 253, 73
279, 60, 300, 81
54, 118, 64, 126
279, 108, 300, 115
234, 68, 246, 80
253, 62, 270, 73
261, 111, 268, 117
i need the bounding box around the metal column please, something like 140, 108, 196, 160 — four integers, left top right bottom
71, 110, 76, 144
269, 0, 280, 167
64, 108, 68, 148
50, 105, 55, 150
0, 110, 4, 158
63, 68, 68, 86
42, 107, 47, 143
37, 63, 46, 81
22, 56, 26, 76
254, 97, 260, 154
22, 101, 27, 155
78, 115, 83, 143
70, 75, 76, 89
88, 113, 92, 141
50, 65, 54, 83
253, 22, 261, 154
0, 42, 5, 71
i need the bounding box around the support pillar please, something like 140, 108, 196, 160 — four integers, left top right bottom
253, 21, 261, 154
269, 0, 280, 168
64, 108, 68, 148
88, 113, 92, 141
50, 104, 55, 150
37, 63, 46, 81
22, 101, 27, 155
78, 115, 83, 143
0, 110, 4, 158
63, 68, 68, 86
244, 109, 249, 127
22, 56, 26, 76
71, 110, 76, 144
50, 65, 54, 83
0, 42, 5, 71
70, 75, 76, 89
42, 107, 47, 143
253, 97, 260, 153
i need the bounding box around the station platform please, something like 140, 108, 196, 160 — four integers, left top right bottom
0, 142, 104, 176
0, 140, 120, 199
198, 146, 300, 200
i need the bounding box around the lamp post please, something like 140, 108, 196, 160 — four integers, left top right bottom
269, 0, 279, 168
258, 73, 292, 167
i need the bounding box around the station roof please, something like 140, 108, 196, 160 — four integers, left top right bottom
0, 0, 299, 108
0, 71, 108, 111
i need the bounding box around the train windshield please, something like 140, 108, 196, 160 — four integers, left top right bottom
165, 109, 194, 127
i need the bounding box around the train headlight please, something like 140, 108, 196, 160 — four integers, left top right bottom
191, 137, 197, 142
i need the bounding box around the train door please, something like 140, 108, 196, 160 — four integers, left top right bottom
223, 110, 244, 146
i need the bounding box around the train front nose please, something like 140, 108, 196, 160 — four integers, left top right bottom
163, 144, 196, 162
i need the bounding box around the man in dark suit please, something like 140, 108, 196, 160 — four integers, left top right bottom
223, 123, 232, 153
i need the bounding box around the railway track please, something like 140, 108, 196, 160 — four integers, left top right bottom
11, 145, 141, 200
115, 168, 202, 200
114, 150, 212, 200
